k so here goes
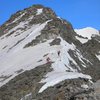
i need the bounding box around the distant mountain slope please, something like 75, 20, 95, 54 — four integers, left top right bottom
75, 27, 100, 43
0, 5, 100, 100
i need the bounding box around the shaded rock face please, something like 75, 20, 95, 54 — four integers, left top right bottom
0, 5, 100, 100
49, 38, 61, 46
24, 18, 76, 48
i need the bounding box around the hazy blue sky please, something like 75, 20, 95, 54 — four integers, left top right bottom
0, 0, 100, 29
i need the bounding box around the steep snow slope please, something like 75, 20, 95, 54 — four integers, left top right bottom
0, 20, 52, 87
0, 21, 92, 90
39, 37, 91, 93
75, 27, 99, 43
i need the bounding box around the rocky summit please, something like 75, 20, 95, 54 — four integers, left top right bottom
0, 5, 100, 100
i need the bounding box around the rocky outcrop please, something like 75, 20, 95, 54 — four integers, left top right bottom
0, 64, 93, 100
0, 5, 56, 37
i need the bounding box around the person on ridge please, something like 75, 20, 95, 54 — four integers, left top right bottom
58, 51, 60, 56
46, 57, 50, 63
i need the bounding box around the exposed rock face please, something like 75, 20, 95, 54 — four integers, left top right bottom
0, 5, 100, 100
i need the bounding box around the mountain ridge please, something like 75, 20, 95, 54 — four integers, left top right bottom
0, 5, 100, 100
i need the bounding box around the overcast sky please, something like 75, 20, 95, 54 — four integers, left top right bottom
0, 0, 100, 29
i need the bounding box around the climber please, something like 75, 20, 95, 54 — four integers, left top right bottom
58, 51, 60, 56
46, 57, 50, 63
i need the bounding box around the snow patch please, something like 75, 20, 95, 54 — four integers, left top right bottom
81, 84, 89, 89
36, 8, 43, 15
96, 54, 100, 61
75, 27, 99, 43
20, 93, 32, 100
12, 13, 26, 23
6, 13, 26, 26
75, 49, 92, 67
39, 72, 91, 93
75, 36, 88, 43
